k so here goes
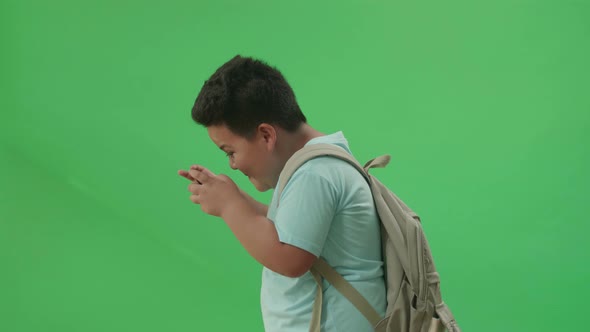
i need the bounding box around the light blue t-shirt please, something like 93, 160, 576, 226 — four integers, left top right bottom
261, 132, 386, 332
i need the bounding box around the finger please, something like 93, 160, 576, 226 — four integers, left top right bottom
188, 182, 202, 194
189, 169, 211, 185
190, 194, 200, 204
180, 170, 202, 184
178, 170, 196, 181
190, 165, 216, 177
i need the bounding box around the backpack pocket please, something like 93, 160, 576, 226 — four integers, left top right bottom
373, 278, 412, 332
426, 313, 445, 332
373, 278, 444, 332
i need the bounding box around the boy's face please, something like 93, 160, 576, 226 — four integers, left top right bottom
207, 124, 280, 192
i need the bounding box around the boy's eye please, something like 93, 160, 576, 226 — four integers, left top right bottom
225, 152, 234, 158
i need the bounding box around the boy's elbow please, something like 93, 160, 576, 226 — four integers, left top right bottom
282, 265, 309, 278
271, 244, 317, 278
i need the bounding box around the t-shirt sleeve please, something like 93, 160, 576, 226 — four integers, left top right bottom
273, 166, 338, 257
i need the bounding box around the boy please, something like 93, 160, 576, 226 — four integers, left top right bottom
178, 55, 386, 331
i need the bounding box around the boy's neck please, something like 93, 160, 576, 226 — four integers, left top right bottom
270, 124, 326, 188
289, 123, 325, 154
276, 123, 326, 167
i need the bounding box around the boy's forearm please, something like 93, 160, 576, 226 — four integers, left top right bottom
240, 189, 269, 216
221, 197, 296, 276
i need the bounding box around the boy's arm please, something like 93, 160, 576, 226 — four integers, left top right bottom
181, 167, 312, 277
239, 188, 269, 216
221, 196, 316, 278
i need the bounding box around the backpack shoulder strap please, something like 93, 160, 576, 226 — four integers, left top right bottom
276, 143, 390, 202
309, 268, 323, 332
313, 258, 382, 326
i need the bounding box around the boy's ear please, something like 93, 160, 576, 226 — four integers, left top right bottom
257, 123, 277, 148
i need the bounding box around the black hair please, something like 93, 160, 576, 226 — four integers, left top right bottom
191, 55, 307, 138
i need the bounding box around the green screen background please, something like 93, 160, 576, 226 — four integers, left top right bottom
1, 1, 588, 331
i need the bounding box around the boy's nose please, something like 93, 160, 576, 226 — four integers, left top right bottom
229, 160, 238, 170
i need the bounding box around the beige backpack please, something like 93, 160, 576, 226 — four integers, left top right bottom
277, 144, 461, 332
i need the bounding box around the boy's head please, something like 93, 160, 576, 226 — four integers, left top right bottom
192, 55, 307, 139
191, 55, 309, 191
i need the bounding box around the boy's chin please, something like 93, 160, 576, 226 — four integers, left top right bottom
250, 178, 271, 192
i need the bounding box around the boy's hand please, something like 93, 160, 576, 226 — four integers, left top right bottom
178, 165, 243, 217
